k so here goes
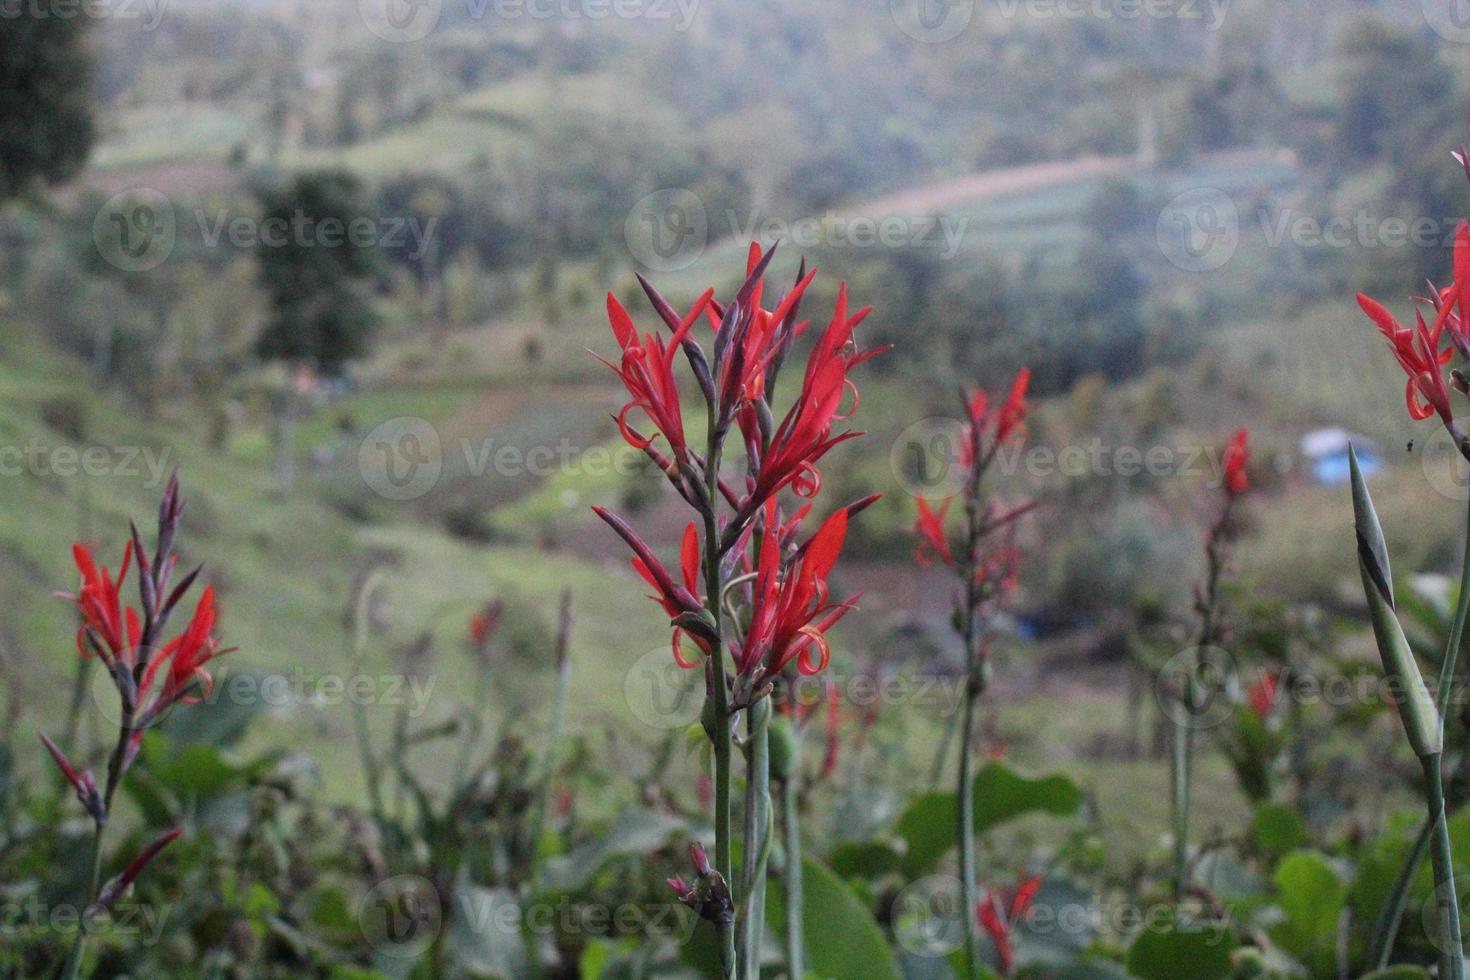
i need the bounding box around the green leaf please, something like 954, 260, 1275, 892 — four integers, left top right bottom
448, 883, 527, 979
828, 840, 903, 880
1268, 850, 1347, 975
1251, 803, 1307, 860
1125, 907, 1235, 980
895, 763, 1083, 875
767, 857, 902, 980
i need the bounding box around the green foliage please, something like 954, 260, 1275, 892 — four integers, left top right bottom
0, 13, 93, 199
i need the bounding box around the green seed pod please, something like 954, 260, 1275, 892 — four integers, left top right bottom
1350, 446, 1442, 759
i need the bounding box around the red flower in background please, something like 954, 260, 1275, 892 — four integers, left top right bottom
977, 875, 1042, 976
913, 498, 953, 567
962, 368, 1031, 468
1222, 428, 1250, 498
1247, 670, 1280, 719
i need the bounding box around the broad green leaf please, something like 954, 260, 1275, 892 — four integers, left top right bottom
1251, 803, 1307, 860
895, 763, 1083, 875
768, 857, 903, 980
1125, 907, 1235, 980
828, 840, 903, 880
1269, 850, 1347, 976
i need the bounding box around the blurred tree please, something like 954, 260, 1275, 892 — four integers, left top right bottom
253, 171, 379, 492
254, 171, 379, 373
0, 13, 94, 199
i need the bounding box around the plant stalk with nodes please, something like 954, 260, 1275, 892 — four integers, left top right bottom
910, 371, 1034, 980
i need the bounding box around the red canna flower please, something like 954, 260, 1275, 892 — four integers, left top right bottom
747, 282, 886, 505
139, 585, 229, 710
598, 288, 714, 461
1357, 289, 1458, 424
733, 501, 858, 689
914, 497, 953, 567
1247, 669, 1279, 720
68, 541, 138, 666
977, 875, 1042, 977
1222, 428, 1249, 498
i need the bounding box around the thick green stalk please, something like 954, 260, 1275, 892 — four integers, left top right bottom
780, 772, 805, 978
703, 417, 737, 980
739, 699, 771, 979
62, 820, 105, 980
1424, 754, 1465, 980
1437, 491, 1470, 724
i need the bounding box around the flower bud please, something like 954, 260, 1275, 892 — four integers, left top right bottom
1350, 446, 1442, 758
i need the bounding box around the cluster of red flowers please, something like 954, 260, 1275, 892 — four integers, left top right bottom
594, 244, 885, 695
1357, 223, 1470, 428
40, 476, 227, 909
911, 367, 1034, 601
977, 874, 1042, 977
